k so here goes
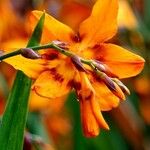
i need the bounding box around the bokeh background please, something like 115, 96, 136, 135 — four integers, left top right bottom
0, 0, 150, 150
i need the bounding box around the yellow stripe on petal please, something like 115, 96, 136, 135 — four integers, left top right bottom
79, 0, 118, 48
29, 10, 75, 44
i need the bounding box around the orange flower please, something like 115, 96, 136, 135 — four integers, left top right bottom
4, 0, 144, 137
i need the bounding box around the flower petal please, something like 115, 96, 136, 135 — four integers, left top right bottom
83, 43, 145, 79
79, 0, 118, 47
32, 59, 75, 98
89, 74, 120, 111
76, 72, 108, 137
97, 44, 145, 79
80, 100, 99, 137
29, 91, 67, 112
4, 55, 46, 79
29, 10, 75, 44
90, 97, 109, 129
59, 1, 90, 31
95, 82, 120, 111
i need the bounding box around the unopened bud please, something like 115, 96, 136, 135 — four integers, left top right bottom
71, 55, 86, 72
112, 78, 130, 95
52, 40, 69, 50
113, 82, 126, 100
0, 50, 4, 56
24, 133, 32, 150
21, 48, 41, 59
0, 50, 4, 62
101, 74, 125, 100
101, 74, 116, 91
93, 60, 117, 77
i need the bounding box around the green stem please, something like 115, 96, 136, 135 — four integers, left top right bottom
0, 42, 106, 79
0, 42, 95, 70
0, 43, 73, 61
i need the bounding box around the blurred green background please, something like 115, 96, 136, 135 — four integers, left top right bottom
0, 0, 150, 150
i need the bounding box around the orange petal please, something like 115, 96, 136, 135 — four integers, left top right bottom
90, 77, 120, 111
80, 100, 99, 137
29, 91, 66, 112
79, 0, 118, 48
32, 60, 75, 98
77, 72, 108, 136
97, 44, 145, 78
59, 1, 90, 31
28, 10, 75, 44
90, 97, 109, 129
4, 55, 46, 79
84, 43, 145, 79
1, 38, 44, 79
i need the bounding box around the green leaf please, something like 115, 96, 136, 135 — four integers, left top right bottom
26, 112, 50, 143
0, 13, 45, 150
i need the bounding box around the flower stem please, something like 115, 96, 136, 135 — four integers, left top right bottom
0, 43, 73, 61
0, 42, 104, 76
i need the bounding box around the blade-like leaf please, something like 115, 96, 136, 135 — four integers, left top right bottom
0, 13, 45, 150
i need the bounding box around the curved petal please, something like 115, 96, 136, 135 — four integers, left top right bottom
4, 55, 47, 79
1, 38, 45, 79
59, 1, 90, 31
90, 97, 109, 129
32, 59, 75, 98
95, 81, 120, 111
83, 43, 145, 79
28, 11, 75, 44
80, 99, 99, 137
89, 73, 120, 111
76, 72, 108, 137
98, 44, 145, 79
79, 0, 118, 48
29, 91, 67, 112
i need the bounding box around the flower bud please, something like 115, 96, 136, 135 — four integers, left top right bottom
101, 73, 125, 100
71, 55, 87, 72
101, 74, 116, 91
0, 50, 4, 62
52, 40, 69, 49
112, 78, 130, 95
93, 60, 117, 77
21, 48, 41, 59
24, 133, 32, 150
0, 50, 4, 56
